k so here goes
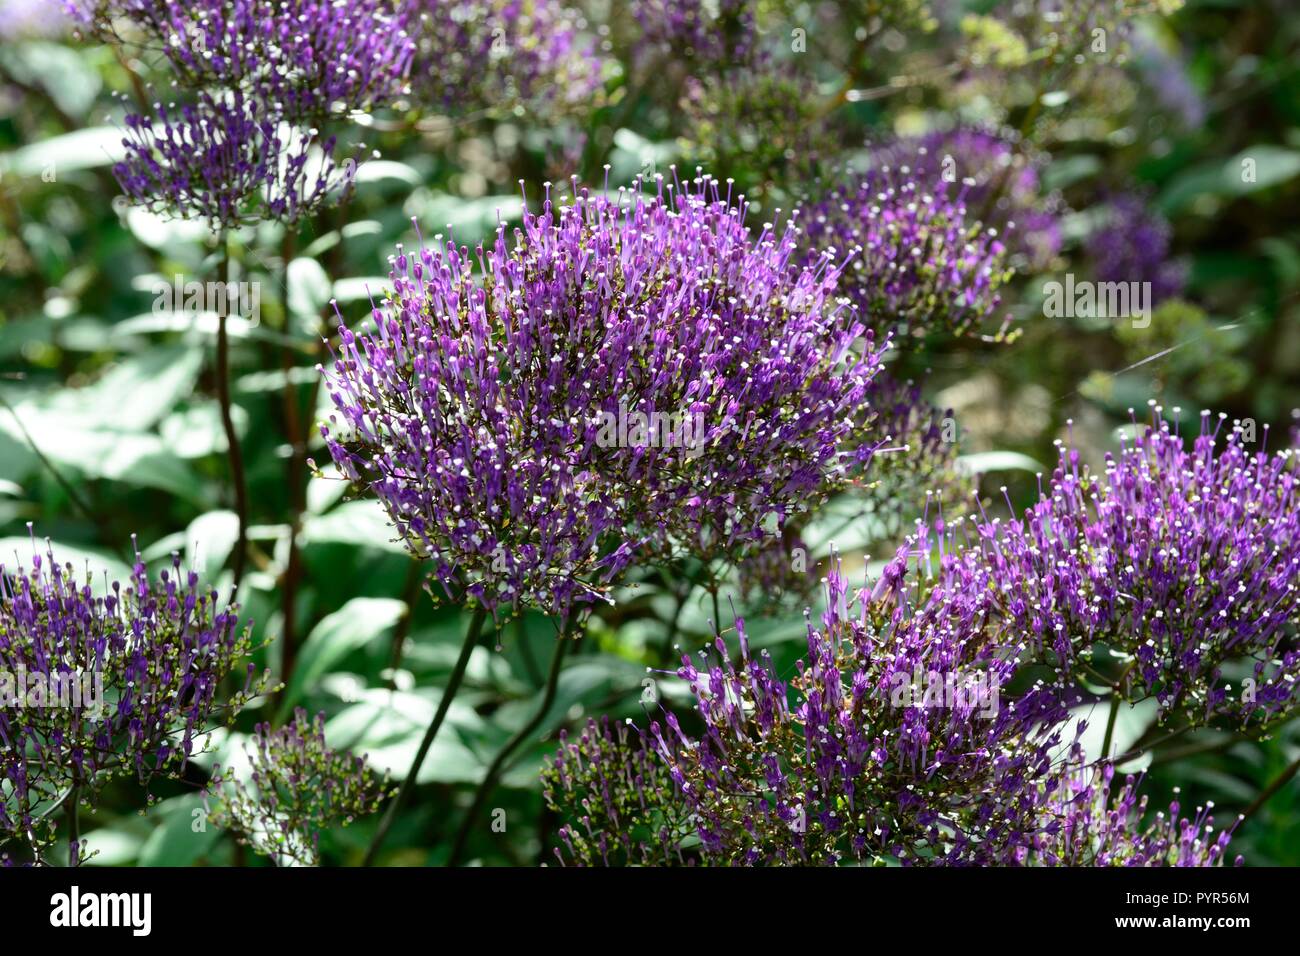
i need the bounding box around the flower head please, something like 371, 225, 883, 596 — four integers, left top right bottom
0, 533, 268, 863
321, 174, 887, 617
74, 0, 415, 123
408, 0, 603, 117
1086, 191, 1186, 304
944, 410, 1300, 731
867, 127, 1063, 269
114, 89, 354, 227
206, 707, 392, 867
1024, 765, 1238, 866
799, 162, 1014, 341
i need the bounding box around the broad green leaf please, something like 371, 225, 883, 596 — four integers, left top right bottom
41, 345, 204, 431
1, 126, 125, 178
1225, 146, 1300, 194
299, 499, 407, 553
138, 794, 220, 867
325, 690, 484, 784
278, 597, 407, 716
955, 450, 1047, 477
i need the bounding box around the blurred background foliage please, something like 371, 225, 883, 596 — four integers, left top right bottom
1, 0, 1298, 865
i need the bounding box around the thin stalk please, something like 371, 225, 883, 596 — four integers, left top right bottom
447, 623, 573, 866
277, 229, 306, 695
1099, 692, 1122, 761
1100, 660, 1138, 760
1238, 754, 1300, 826
216, 233, 250, 593
65, 783, 80, 867
362, 605, 488, 866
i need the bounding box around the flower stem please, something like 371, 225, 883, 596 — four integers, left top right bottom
216, 233, 250, 593
1238, 753, 1300, 826
446, 622, 573, 867
65, 784, 80, 867
362, 605, 488, 867
1100, 692, 1122, 761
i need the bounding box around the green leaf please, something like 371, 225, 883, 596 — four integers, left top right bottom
955, 450, 1046, 477
0, 405, 204, 501
278, 597, 408, 717
1, 126, 125, 178
299, 499, 408, 553
286, 257, 332, 333
184, 510, 241, 578
138, 794, 220, 867
1225, 146, 1300, 194
42, 345, 204, 431
325, 690, 484, 784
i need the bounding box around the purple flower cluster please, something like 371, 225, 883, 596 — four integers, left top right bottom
1131, 30, 1205, 129
0, 534, 267, 864
1086, 191, 1187, 304
944, 411, 1300, 731
632, 0, 757, 70
543, 405, 1300, 865
84, 1, 416, 225
114, 91, 352, 228
1025, 766, 1239, 866
553, 558, 1082, 865
321, 174, 888, 618
868, 127, 1063, 269
407, 0, 604, 117
799, 162, 1014, 341
2, 0, 78, 38
74, 0, 414, 122
542, 716, 687, 866
206, 708, 392, 867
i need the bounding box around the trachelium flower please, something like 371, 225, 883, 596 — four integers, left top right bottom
867, 126, 1063, 270
1086, 191, 1186, 305
550, 557, 1085, 866
84, 1, 416, 227
114, 89, 358, 228
70, 0, 415, 124
0, 533, 269, 865
941, 408, 1300, 733
205, 708, 393, 867
799, 162, 1014, 342
321, 173, 889, 619
408, 0, 604, 118
1023, 765, 1239, 867
542, 716, 687, 867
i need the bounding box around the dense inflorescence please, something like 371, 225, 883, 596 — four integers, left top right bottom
0, 536, 267, 864
799, 163, 1014, 341
320, 174, 888, 618
1023, 765, 1239, 866
407, 0, 604, 117
544, 407, 1300, 865
541, 716, 687, 866
632, 0, 757, 70
82, 0, 415, 224
1086, 191, 1186, 304
71, 0, 415, 122
867, 127, 1063, 269
553, 558, 1084, 865
114, 90, 352, 228
206, 708, 392, 867
2, 0, 78, 38
939, 411, 1300, 732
